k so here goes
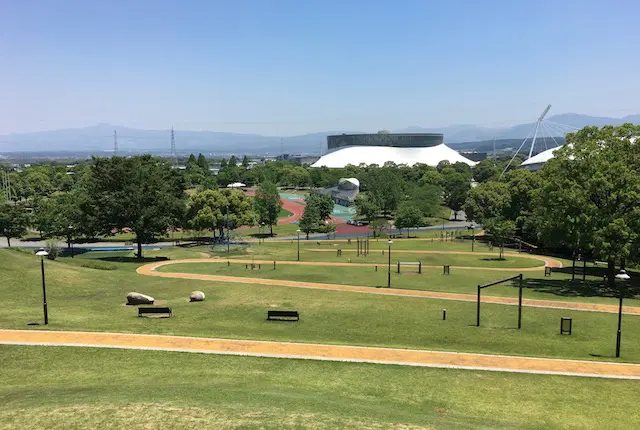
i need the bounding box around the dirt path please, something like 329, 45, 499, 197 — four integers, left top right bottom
306, 249, 563, 269
137, 260, 640, 315
2, 330, 639, 380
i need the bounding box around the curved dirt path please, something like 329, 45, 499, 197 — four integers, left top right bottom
137, 259, 640, 315
2, 330, 639, 380
306, 249, 563, 270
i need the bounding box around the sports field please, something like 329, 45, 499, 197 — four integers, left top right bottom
1, 238, 640, 428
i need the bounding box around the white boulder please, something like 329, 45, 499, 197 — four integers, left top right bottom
126, 292, 155, 305
189, 291, 205, 302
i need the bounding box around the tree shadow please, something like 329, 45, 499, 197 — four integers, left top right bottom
521, 278, 640, 299
97, 256, 169, 264
481, 257, 506, 261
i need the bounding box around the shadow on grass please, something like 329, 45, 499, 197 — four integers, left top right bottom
522, 278, 640, 299
481, 257, 506, 262
97, 256, 169, 264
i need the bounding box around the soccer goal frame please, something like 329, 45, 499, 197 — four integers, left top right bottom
476, 274, 524, 329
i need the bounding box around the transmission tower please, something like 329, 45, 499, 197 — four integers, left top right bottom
113, 130, 118, 156
170, 127, 178, 166
2, 170, 13, 202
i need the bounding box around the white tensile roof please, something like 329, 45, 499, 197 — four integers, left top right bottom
521, 145, 563, 167
226, 182, 246, 188
311, 144, 476, 168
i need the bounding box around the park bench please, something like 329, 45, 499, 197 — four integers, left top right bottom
138, 307, 173, 317
267, 310, 299, 321
397, 261, 422, 274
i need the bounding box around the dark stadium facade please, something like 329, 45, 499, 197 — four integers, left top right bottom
327, 133, 444, 150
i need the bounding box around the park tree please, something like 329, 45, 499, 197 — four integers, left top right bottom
408, 184, 442, 217
531, 124, 640, 282
463, 181, 511, 223
484, 217, 516, 259
473, 159, 500, 183
0, 202, 30, 247
305, 193, 334, 220
354, 195, 380, 223
197, 153, 209, 171
394, 204, 423, 237
420, 169, 443, 187
80, 155, 186, 259
242, 155, 250, 168
254, 181, 283, 235
442, 171, 471, 220
299, 204, 320, 239
366, 165, 405, 215
187, 188, 255, 239
370, 218, 390, 238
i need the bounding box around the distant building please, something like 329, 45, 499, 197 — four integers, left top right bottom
311, 133, 476, 168
276, 153, 320, 165
459, 152, 487, 162
314, 177, 360, 206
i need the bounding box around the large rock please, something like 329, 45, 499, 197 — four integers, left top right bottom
127, 292, 155, 305
189, 291, 205, 302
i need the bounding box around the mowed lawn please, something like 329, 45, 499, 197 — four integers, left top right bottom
1, 346, 639, 429
160, 260, 636, 306
2, 249, 640, 362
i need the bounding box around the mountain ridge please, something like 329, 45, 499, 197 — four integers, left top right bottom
0, 113, 637, 155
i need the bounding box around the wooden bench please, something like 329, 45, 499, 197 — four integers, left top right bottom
138, 307, 173, 317
267, 310, 299, 321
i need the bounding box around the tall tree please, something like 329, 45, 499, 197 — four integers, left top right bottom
394, 204, 423, 237
532, 124, 640, 282
241, 155, 250, 168
484, 217, 516, 259
305, 193, 334, 220
80, 156, 186, 258
254, 181, 283, 235
299, 204, 320, 239
354, 195, 380, 223
187, 189, 255, 239
472, 160, 500, 183
0, 202, 30, 247
196, 154, 209, 171
442, 171, 471, 220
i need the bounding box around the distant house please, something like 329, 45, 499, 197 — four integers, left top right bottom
314, 178, 360, 206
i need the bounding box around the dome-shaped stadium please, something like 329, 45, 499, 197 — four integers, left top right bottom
311, 133, 476, 168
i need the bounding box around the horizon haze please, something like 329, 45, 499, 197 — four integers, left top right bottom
2, 0, 639, 136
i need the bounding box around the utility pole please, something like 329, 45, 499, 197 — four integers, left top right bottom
113, 130, 118, 156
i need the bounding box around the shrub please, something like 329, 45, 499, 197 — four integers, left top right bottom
80, 261, 117, 271
45, 241, 61, 260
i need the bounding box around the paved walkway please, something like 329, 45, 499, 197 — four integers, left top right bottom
137, 259, 640, 315
2, 330, 639, 380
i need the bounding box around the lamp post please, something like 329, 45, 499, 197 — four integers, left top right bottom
296, 229, 301, 261
468, 223, 475, 252
387, 240, 393, 288
260, 222, 265, 244
68, 225, 74, 258
615, 269, 630, 358
35, 249, 49, 325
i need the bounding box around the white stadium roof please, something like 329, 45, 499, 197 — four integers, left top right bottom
520, 145, 563, 167
311, 144, 476, 168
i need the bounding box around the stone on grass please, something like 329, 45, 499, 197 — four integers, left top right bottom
127, 292, 155, 305
190, 291, 205, 302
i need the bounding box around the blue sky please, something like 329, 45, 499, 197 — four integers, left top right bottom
1, 0, 638, 136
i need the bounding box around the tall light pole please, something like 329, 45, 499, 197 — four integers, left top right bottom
615, 269, 630, 358
468, 223, 475, 252
35, 249, 49, 325
296, 229, 301, 261
226, 205, 230, 253
68, 225, 74, 258
387, 240, 393, 288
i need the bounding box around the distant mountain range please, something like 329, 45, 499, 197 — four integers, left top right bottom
1, 113, 638, 156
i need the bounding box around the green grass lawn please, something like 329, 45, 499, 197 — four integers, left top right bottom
1, 345, 639, 429
3, 249, 640, 363
159, 261, 637, 306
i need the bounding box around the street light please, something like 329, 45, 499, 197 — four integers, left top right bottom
387, 240, 393, 288
68, 225, 74, 258
468, 223, 475, 252
615, 269, 631, 358
296, 229, 301, 261
35, 249, 49, 325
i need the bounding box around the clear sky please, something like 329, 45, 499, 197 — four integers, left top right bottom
1, 0, 638, 136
